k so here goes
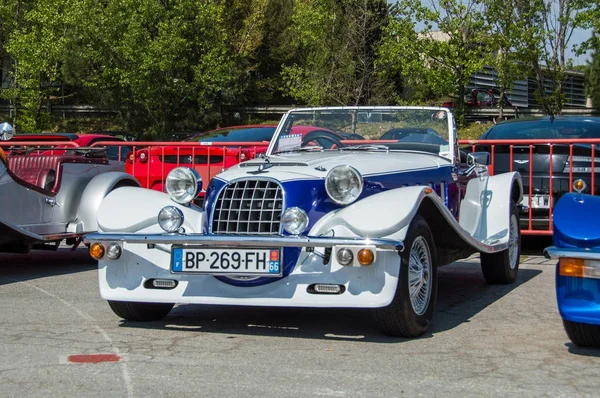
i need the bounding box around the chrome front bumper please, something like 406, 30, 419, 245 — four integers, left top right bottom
544, 246, 600, 260
84, 233, 404, 252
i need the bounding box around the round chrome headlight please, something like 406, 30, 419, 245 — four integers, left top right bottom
281, 207, 309, 235
158, 206, 184, 233
165, 167, 202, 204
325, 165, 363, 205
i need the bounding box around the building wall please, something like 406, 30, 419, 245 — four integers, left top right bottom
468, 66, 588, 108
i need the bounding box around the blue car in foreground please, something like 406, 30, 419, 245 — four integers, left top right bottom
545, 180, 600, 348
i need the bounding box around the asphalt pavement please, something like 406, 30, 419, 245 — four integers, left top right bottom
0, 236, 599, 397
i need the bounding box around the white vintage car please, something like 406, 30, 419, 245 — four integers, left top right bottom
85, 107, 523, 337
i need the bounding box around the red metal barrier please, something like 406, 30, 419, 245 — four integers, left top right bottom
90, 141, 269, 194
0, 141, 79, 148
86, 138, 600, 236
460, 138, 600, 236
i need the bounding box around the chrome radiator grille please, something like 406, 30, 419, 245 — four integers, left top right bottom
211, 180, 283, 235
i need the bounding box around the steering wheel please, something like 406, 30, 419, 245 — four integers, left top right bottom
301, 130, 344, 149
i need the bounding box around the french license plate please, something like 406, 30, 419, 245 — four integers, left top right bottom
521, 194, 552, 209
171, 247, 282, 275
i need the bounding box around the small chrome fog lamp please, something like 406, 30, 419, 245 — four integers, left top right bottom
337, 248, 354, 266
281, 207, 309, 235
158, 206, 184, 233
106, 244, 122, 260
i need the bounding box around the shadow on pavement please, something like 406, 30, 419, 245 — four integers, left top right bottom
0, 248, 96, 285
521, 235, 553, 256
566, 343, 600, 357
118, 261, 542, 343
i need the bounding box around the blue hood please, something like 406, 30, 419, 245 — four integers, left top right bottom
553, 193, 600, 249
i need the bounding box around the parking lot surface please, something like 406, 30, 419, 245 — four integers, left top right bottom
1, 238, 599, 397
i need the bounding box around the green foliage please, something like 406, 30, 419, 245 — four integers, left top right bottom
381, 0, 489, 126
61, 0, 238, 135
280, 0, 394, 106
587, 42, 600, 109
457, 121, 494, 140
0, 0, 597, 135
1, 0, 73, 132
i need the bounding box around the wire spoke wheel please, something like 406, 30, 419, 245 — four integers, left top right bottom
508, 213, 519, 270
373, 215, 438, 338
408, 236, 432, 316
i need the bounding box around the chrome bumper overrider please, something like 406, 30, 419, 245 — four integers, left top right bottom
544, 246, 600, 260
84, 233, 404, 252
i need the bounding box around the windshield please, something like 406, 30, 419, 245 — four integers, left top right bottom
269, 107, 453, 159
187, 126, 276, 143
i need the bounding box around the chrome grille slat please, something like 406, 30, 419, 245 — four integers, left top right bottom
212, 180, 283, 235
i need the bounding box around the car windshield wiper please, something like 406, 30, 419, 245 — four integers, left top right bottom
275, 146, 324, 154
340, 144, 389, 152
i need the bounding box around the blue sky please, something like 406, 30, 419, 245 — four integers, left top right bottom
570, 28, 592, 65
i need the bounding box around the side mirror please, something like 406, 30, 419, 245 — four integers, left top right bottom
0, 122, 14, 141
467, 152, 490, 166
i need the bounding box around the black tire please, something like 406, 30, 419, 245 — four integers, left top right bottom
108, 300, 174, 321
563, 319, 600, 348
480, 202, 520, 284
373, 215, 438, 337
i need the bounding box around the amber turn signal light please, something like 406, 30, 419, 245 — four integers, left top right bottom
357, 249, 375, 266
559, 258, 584, 277
573, 179, 586, 193
90, 243, 105, 260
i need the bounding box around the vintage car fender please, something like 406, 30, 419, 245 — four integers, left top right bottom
71, 172, 140, 233
311, 171, 522, 256
0, 215, 45, 245
95, 187, 204, 234
310, 185, 427, 241
459, 171, 523, 244
545, 193, 600, 347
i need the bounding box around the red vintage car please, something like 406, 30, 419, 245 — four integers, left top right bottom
127, 124, 347, 194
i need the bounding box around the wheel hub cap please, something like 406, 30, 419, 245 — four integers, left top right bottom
408, 236, 432, 316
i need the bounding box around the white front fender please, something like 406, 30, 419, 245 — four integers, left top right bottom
96, 187, 204, 234
310, 186, 428, 241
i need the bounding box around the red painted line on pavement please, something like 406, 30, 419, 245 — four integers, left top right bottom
68, 354, 121, 363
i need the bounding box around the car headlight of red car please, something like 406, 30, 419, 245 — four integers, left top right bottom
165, 167, 202, 204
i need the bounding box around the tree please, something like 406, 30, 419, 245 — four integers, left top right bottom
61, 0, 239, 135
512, 0, 595, 115
587, 37, 600, 109
483, 0, 530, 119
279, 0, 394, 106
1, 0, 72, 133
381, 0, 490, 125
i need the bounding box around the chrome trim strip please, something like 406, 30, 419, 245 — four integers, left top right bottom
84, 233, 404, 252
544, 246, 600, 261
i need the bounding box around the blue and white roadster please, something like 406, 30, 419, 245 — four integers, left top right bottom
545, 182, 600, 348
85, 106, 523, 337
